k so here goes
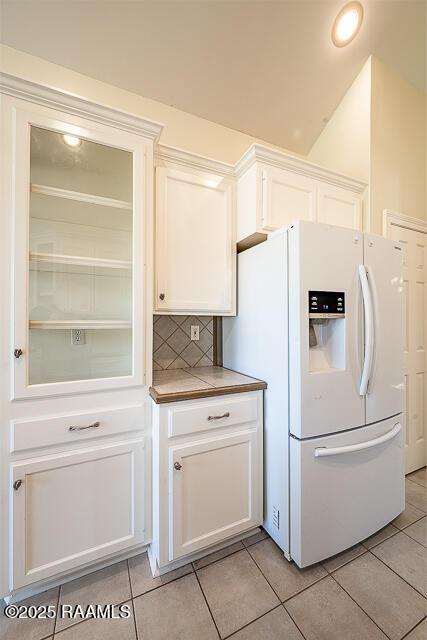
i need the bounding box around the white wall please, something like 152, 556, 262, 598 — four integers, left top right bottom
308, 55, 426, 234
0, 44, 292, 165
308, 58, 371, 184
370, 57, 426, 233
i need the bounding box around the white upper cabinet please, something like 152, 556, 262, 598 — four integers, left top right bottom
2, 95, 157, 399
261, 166, 316, 231
155, 154, 236, 315
317, 184, 362, 230
236, 145, 366, 243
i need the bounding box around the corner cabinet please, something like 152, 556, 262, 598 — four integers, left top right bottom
0, 79, 161, 599
155, 151, 236, 315
236, 145, 366, 244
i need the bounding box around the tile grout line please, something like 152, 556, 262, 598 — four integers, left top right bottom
221, 604, 284, 640
281, 603, 310, 640
127, 559, 139, 640
192, 544, 245, 571
244, 544, 329, 606
367, 546, 427, 600
400, 614, 427, 639
51, 594, 135, 637
393, 512, 426, 532
404, 497, 427, 514
322, 547, 368, 574
193, 567, 222, 640
400, 526, 427, 549
52, 583, 61, 637
328, 570, 394, 640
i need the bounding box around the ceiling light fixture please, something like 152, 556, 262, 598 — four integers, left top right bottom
63, 134, 82, 147
332, 1, 364, 47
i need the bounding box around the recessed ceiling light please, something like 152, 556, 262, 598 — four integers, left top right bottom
332, 2, 364, 47
63, 134, 81, 147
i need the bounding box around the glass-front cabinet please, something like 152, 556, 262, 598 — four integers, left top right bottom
12, 103, 147, 398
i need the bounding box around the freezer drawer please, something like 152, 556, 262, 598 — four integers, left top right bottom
290, 416, 404, 568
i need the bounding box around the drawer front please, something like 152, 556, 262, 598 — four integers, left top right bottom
11, 404, 144, 452
167, 394, 258, 438
290, 416, 404, 568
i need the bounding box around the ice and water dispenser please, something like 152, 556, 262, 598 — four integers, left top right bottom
308, 291, 345, 373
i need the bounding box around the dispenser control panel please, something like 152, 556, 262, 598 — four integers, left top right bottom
308, 291, 345, 318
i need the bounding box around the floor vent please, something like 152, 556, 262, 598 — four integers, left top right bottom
273, 506, 280, 529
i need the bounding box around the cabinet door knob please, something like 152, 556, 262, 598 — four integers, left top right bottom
159, 293, 165, 301
13, 479, 22, 491
14, 349, 23, 359
174, 462, 182, 471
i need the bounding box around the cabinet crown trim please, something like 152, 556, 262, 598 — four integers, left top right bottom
155, 144, 235, 177
235, 143, 367, 194
0, 73, 164, 142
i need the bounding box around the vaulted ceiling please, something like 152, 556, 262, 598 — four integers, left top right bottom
1, 0, 425, 154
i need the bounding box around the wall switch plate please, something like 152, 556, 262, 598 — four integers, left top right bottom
71, 328, 85, 345
190, 325, 200, 341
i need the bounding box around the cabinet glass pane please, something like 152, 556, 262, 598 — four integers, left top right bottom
28, 126, 133, 385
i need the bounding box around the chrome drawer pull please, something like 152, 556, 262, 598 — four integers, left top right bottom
69, 421, 100, 432
207, 412, 230, 421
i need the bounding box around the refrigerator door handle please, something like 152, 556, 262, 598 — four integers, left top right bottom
359, 265, 374, 396
314, 422, 402, 457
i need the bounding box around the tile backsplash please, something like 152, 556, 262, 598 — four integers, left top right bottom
153, 315, 214, 370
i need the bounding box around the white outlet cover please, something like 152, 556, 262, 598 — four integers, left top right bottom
190, 325, 200, 340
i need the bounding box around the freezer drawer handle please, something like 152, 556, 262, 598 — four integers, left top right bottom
358, 265, 375, 396
314, 423, 402, 458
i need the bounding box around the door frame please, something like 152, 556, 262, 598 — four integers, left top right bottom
383, 209, 427, 471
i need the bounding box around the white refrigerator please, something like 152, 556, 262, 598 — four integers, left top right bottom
223, 221, 405, 567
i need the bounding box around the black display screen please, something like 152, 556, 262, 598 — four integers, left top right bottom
308, 291, 345, 314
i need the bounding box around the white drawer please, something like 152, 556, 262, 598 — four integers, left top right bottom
167, 394, 258, 438
10, 405, 145, 452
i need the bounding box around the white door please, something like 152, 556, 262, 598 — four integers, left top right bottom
261, 166, 316, 232
290, 416, 404, 568
169, 431, 261, 560
289, 221, 365, 438
155, 166, 235, 315
317, 184, 362, 230
363, 234, 404, 425
6, 97, 147, 399
389, 224, 426, 472
11, 439, 145, 589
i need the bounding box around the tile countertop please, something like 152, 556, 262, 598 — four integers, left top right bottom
149, 366, 267, 404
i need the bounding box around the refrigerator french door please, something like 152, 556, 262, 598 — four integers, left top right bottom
288, 223, 404, 437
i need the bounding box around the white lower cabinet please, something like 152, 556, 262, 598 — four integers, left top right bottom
11, 439, 146, 589
152, 391, 263, 569
170, 430, 259, 560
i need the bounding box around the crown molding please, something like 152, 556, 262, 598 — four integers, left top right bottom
155, 144, 235, 177
235, 143, 367, 194
0, 73, 164, 143
383, 209, 427, 237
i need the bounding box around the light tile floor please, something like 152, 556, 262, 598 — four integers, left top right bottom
1, 470, 426, 640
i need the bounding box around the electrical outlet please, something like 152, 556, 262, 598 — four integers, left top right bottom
71, 328, 85, 345
190, 325, 200, 341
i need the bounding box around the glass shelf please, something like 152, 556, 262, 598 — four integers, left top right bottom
31, 183, 132, 211
29, 320, 132, 330
29, 252, 132, 272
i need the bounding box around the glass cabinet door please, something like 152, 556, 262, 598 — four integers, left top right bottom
27, 126, 134, 386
